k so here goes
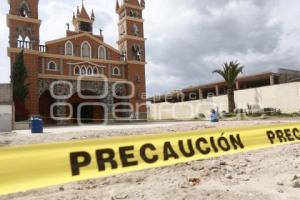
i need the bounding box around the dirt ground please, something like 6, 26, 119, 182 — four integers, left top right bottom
0, 119, 300, 200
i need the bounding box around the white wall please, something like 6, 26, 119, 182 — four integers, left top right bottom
0, 105, 12, 132
149, 82, 300, 120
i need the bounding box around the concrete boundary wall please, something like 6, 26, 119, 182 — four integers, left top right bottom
0, 84, 12, 103
149, 82, 300, 120
0, 105, 13, 132
0, 84, 13, 132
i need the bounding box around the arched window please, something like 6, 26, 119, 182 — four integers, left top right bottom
87, 66, 93, 76
135, 75, 142, 83
20, 1, 30, 17
98, 45, 106, 60
132, 24, 139, 36
17, 35, 23, 41
81, 66, 87, 75
132, 44, 141, 61
65, 41, 73, 56
47, 61, 57, 71
81, 41, 91, 58
119, 24, 125, 36
120, 45, 127, 61
112, 67, 121, 76
24, 36, 32, 49
17, 35, 23, 48
93, 67, 99, 75
74, 66, 80, 75
129, 10, 137, 18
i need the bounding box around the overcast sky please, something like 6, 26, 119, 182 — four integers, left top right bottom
1, 0, 300, 96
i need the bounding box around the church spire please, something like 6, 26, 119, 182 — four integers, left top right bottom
115, 0, 120, 12
72, 1, 94, 33
79, 2, 90, 20
140, 0, 145, 8
91, 9, 95, 21
76, 6, 80, 17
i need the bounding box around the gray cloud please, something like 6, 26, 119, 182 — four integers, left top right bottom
145, 0, 300, 95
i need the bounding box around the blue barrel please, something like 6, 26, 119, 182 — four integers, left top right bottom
31, 116, 43, 134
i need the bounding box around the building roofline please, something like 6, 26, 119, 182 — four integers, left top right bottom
182, 71, 278, 92
147, 71, 280, 102
45, 32, 120, 54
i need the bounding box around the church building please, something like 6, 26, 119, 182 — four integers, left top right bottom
6, 0, 147, 124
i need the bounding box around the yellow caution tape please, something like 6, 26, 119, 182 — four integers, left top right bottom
0, 122, 300, 195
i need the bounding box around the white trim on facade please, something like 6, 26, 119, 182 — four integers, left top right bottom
74, 65, 80, 75
93, 67, 99, 75
87, 66, 93, 76
112, 66, 121, 76
65, 40, 74, 56
47, 60, 58, 71
98, 45, 107, 60
80, 41, 92, 58
81, 65, 87, 75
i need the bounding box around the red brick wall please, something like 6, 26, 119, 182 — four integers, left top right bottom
126, 64, 147, 113
9, 0, 39, 18
46, 35, 120, 60
125, 39, 146, 62
126, 20, 144, 37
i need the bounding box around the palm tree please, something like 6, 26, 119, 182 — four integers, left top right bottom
213, 61, 244, 113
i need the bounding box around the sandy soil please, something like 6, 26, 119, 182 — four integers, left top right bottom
0, 119, 300, 200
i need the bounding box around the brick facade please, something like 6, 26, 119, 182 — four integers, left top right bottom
7, 0, 147, 123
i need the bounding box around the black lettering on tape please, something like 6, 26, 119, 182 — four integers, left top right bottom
210, 137, 219, 153
96, 149, 118, 171
119, 146, 138, 167
266, 130, 276, 144
140, 143, 158, 164
195, 138, 210, 154
275, 130, 288, 143
178, 139, 195, 157
217, 136, 231, 151
163, 142, 179, 161
70, 151, 91, 176
229, 134, 245, 149
293, 128, 300, 140
284, 129, 295, 142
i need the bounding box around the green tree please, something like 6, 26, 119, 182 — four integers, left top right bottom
213, 61, 244, 113
11, 50, 29, 121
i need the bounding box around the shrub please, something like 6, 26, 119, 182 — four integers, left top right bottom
198, 113, 206, 119
222, 112, 236, 118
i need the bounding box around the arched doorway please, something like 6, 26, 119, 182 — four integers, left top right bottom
68, 90, 105, 124
39, 90, 55, 124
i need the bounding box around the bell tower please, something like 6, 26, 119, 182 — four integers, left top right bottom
72, 2, 95, 33
7, 0, 41, 50
116, 0, 147, 119
7, 0, 41, 115
116, 0, 146, 62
